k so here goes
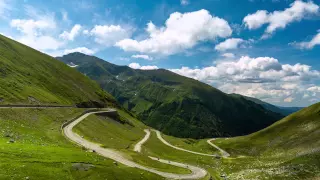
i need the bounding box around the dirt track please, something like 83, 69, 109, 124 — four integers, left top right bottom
154, 130, 219, 157
63, 110, 207, 179
207, 139, 230, 157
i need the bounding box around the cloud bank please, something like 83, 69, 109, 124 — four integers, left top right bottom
116, 9, 232, 55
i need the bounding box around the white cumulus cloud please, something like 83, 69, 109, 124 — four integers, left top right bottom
243, 1, 319, 38
215, 38, 245, 51
291, 30, 320, 49
10, 18, 62, 50
170, 56, 320, 105
10, 19, 54, 35
59, 24, 82, 41
221, 53, 235, 58
83, 29, 89, 34
115, 9, 232, 55
129, 63, 159, 70
9, 6, 62, 51
131, 54, 153, 60
64, 47, 95, 55
128, 62, 141, 69
88, 25, 131, 46
243, 10, 269, 30
307, 86, 320, 92
18, 35, 63, 51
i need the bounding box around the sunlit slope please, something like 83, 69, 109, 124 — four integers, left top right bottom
73, 111, 194, 175
139, 103, 320, 180
0, 35, 114, 106
215, 102, 320, 156
0, 108, 161, 180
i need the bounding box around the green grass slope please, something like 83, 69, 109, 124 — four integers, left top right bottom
213, 102, 320, 179
57, 52, 283, 138
73, 110, 192, 175
0, 35, 115, 107
0, 108, 162, 180
215, 102, 320, 156
138, 103, 319, 179
142, 130, 222, 179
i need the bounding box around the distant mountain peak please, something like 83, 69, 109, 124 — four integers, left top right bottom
230, 93, 303, 116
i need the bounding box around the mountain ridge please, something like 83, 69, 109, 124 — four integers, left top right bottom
57, 52, 284, 138
230, 93, 303, 116
215, 101, 320, 159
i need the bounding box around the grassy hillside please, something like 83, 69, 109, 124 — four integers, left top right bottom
73, 110, 192, 175
215, 102, 320, 156
230, 93, 303, 116
0, 108, 162, 180
58, 52, 283, 138
0, 35, 115, 107
213, 102, 320, 179
139, 102, 320, 180
0, 34, 191, 179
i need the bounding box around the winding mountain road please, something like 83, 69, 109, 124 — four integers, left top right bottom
207, 139, 230, 157
153, 130, 230, 158
3, 105, 228, 178
63, 110, 207, 180
134, 129, 150, 153
0, 105, 74, 109
154, 130, 218, 157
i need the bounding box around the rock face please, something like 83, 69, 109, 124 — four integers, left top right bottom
8, 139, 15, 143
28, 96, 39, 104
72, 163, 94, 171
103, 111, 119, 120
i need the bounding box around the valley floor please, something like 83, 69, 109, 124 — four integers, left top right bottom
64, 110, 208, 179
0, 107, 319, 180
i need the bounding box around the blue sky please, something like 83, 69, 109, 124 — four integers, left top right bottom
0, 0, 319, 107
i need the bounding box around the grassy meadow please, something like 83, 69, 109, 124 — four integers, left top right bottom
0, 108, 162, 180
